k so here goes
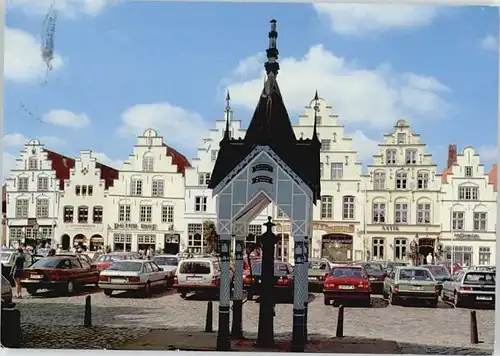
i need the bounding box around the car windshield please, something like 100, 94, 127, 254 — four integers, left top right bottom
426, 266, 450, 278
308, 261, 328, 270
30, 258, 65, 268
180, 261, 211, 274
399, 269, 433, 281
330, 267, 364, 278
364, 263, 382, 271
251, 263, 289, 276
1, 253, 12, 262
153, 257, 178, 266
464, 272, 495, 285
108, 262, 143, 272
97, 255, 126, 262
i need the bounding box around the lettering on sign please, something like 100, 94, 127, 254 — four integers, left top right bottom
252, 164, 274, 173
454, 233, 480, 240
114, 223, 157, 230
312, 222, 355, 234
382, 225, 399, 231
252, 176, 273, 184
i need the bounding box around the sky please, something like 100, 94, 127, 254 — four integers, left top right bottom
3, 1, 499, 180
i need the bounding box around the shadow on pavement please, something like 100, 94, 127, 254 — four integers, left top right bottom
23, 286, 101, 299
109, 288, 177, 299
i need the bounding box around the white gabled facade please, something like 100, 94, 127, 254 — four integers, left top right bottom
106, 129, 188, 253
440, 145, 497, 266
293, 97, 364, 262
363, 120, 442, 262
5, 139, 74, 248
55, 150, 118, 250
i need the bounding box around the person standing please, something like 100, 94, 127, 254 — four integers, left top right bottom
11, 248, 26, 298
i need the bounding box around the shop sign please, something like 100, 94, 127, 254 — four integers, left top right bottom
114, 223, 157, 230
454, 233, 480, 240
313, 222, 355, 234
382, 225, 399, 231
322, 234, 353, 244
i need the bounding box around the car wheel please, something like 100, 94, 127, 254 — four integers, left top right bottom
104, 289, 113, 296
323, 296, 330, 306
26, 287, 38, 295
389, 291, 398, 306
163, 277, 169, 290
180, 292, 187, 299
453, 292, 462, 308
143, 282, 152, 297
65, 280, 75, 295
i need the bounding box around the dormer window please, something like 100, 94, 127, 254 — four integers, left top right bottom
465, 166, 473, 178
28, 157, 38, 170
397, 133, 406, 144
459, 186, 478, 201
386, 149, 397, 165
142, 156, 154, 172
405, 149, 417, 164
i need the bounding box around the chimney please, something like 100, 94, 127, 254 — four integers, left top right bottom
447, 144, 457, 168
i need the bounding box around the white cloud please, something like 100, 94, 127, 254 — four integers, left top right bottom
351, 130, 381, 161
313, 4, 441, 36
42, 109, 91, 129
478, 145, 497, 162
93, 152, 124, 170
227, 45, 451, 128
116, 102, 208, 152
5, 27, 63, 84
480, 35, 498, 52
8, 0, 113, 18
3, 132, 66, 148
2, 152, 18, 183
233, 53, 266, 77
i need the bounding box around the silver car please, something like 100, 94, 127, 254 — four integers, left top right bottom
152, 255, 179, 286
441, 269, 495, 307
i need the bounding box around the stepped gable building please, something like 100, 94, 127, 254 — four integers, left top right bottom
5, 139, 75, 248
106, 129, 190, 253
56, 150, 119, 250
440, 144, 497, 266
362, 120, 442, 262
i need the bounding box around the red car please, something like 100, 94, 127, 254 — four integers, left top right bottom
94, 252, 137, 271
21, 255, 99, 295
323, 265, 371, 306
243, 261, 293, 300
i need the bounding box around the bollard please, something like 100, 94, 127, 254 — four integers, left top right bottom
84, 295, 92, 328
1, 307, 21, 348
336, 305, 344, 337
205, 301, 213, 333
470, 310, 479, 344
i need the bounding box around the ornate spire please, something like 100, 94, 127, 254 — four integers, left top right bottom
264, 19, 279, 77
221, 91, 232, 145
312, 90, 320, 140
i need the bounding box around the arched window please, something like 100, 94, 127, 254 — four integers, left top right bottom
321, 196, 333, 219
372, 201, 386, 223
394, 199, 409, 224
342, 196, 355, 220
386, 149, 397, 165
417, 170, 429, 189
417, 201, 431, 224
395, 170, 407, 190
78, 206, 89, 223
142, 153, 154, 172
93, 206, 103, 223
405, 149, 417, 164
63, 206, 74, 223
373, 170, 386, 190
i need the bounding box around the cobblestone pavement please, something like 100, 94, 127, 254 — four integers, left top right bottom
14, 287, 494, 354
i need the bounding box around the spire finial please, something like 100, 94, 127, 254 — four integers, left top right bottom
313, 90, 320, 139
264, 19, 280, 77
223, 91, 232, 142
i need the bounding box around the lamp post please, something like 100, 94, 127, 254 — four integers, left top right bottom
33, 221, 40, 256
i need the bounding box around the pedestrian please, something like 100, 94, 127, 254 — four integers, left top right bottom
11, 248, 26, 299
146, 246, 153, 260
48, 249, 56, 257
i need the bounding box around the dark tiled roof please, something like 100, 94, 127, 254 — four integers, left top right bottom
488, 164, 497, 192
161, 143, 192, 176
45, 150, 76, 190
95, 162, 119, 190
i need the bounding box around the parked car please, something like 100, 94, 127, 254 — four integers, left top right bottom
384, 261, 408, 276
174, 257, 225, 298
1, 275, 13, 304
99, 260, 169, 297
441, 269, 495, 308
354, 262, 386, 294
21, 256, 100, 295
1, 250, 34, 269
443, 262, 462, 275
94, 252, 137, 271
307, 259, 331, 292
383, 266, 439, 307
421, 265, 451, 294
323, 265, 371, 306
83, 251, 104, 263
56, 252, 94, 266
243, 261, 294, 301
152, 254, 179, 286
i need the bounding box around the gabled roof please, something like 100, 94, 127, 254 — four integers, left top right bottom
45, 150, 76, 190
488, 164, 497, 192
161, 143, 192, 176
94, 162, 119, 190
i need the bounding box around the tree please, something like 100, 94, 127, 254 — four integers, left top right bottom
203, 220, 217, 253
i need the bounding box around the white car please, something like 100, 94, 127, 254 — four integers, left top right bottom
152, 254, 179, 286
98, 259, 169, 297
174, 257, 223, 298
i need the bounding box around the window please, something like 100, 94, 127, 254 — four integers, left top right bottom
140, 205, 152, 222
315, 115, 322, 126
372, 203, 386, 223
372, 238, 385, 259
75, 185, 81, 195
321, 196, 333, 219
386, 149, 396, 165
458, 186, 478, 201
28, 157, 38, 170
93, 206, 103, 223
119, 205, 131, 222
342, 196, 355, 220
249, 224, 262, 237
18, 177, 29, 191
473, 212, 487, 231
395, 171, 407, 190
36, 198, 49, 218
162, 205, 174, 223
82, 185, 87, 196
15, 199, 29, 218
211, 150, 218, 162
187, 223, 203, 251
405, 149, 417, 164
131, 180, 143, 196
373, 171, 385, 190
320, 163, 324, 177
394, 238, 407, 260
64, 206, 74, 223
195, 196, 207, 212
113, 233, 132, 251
88, 186, 93, 196
331, 163, 343, 179
445, 245, 472, 266
465, 166, 473, 178
9, 228, 23, 242
142, 157, 154, 172
37, 177, 49, 191
417, 203, 431, 224
479, 247, 491, 265
152, 180, 164, 197
198, 173, 211, 186
417, 171, 429, 189
78, 206, 89, 223
397, 133, 406, 144
321, 139, 331, 151
394, 202, 408, 223
452, 211, 465, 231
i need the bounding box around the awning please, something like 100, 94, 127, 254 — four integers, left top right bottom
90, 236, 104, 243
73, 236, 86, 243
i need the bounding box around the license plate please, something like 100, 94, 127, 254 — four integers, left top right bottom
111, 278, 125, 284
187, 276, 202, 281
477, 296, 493, 301
412, 286, 424, 291
31, 274, 43, 279
339, 285, 354, 290
308, 277, 316, 280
